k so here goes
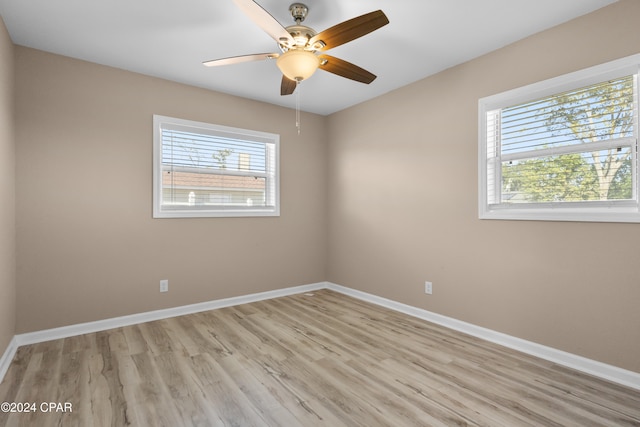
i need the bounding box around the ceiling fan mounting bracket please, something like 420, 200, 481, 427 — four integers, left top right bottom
289, 3, 309, 23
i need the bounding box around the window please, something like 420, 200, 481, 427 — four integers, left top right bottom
153, 115, 279, 218
479, 55, 640, 222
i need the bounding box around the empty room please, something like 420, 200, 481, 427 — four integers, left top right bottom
1, 0, 640, 425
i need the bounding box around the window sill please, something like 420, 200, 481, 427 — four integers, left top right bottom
153, 207, 280, 219
479, 206, 640, 223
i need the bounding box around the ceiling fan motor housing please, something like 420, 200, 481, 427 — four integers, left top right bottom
284, 25, 317, 49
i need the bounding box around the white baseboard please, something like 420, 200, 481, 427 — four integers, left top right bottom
325, 282, 640, 391
14, 282, 326, 348
2, 280, 639, 392
0, 336, 18, 384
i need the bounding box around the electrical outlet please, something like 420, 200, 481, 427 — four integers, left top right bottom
425, 281, 433, 295
160, 279, 169, 293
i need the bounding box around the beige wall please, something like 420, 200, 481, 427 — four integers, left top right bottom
0, 17, 15, 358
15, 47, 327, 333
327, 0, 640, 373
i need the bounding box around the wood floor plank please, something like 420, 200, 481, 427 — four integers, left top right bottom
122, 324, 149, 356
129, 351, 185, 426
214, 353, 302, 427
1, 289, 639, 426
188, 352, 270, 426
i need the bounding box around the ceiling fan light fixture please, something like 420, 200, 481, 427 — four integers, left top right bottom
276, 49, 320, 81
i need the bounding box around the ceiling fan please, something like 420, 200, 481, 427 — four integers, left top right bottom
203, 0, 389, 96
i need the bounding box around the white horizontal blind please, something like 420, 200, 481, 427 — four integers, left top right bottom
487, 74, 637, 206
153, 116, 279, 218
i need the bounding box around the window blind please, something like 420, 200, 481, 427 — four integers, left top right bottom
153, 116, 279, 218
487, 75, 637, 205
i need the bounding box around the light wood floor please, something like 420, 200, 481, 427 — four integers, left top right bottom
1, 290, 639, 426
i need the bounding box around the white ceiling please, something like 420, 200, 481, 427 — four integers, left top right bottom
0, 0, 618, 115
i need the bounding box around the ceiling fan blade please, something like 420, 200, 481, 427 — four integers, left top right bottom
318, 55, 377, 84
281, 75, 297, 96
233, 0, 295, 46
309, 10, 389, 51
203, 53, 279, 67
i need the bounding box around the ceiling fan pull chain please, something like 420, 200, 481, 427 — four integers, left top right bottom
296, 80, 301, 135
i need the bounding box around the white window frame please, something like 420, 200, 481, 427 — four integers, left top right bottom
478, 54, 640, 223
153, 115, 280, 218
